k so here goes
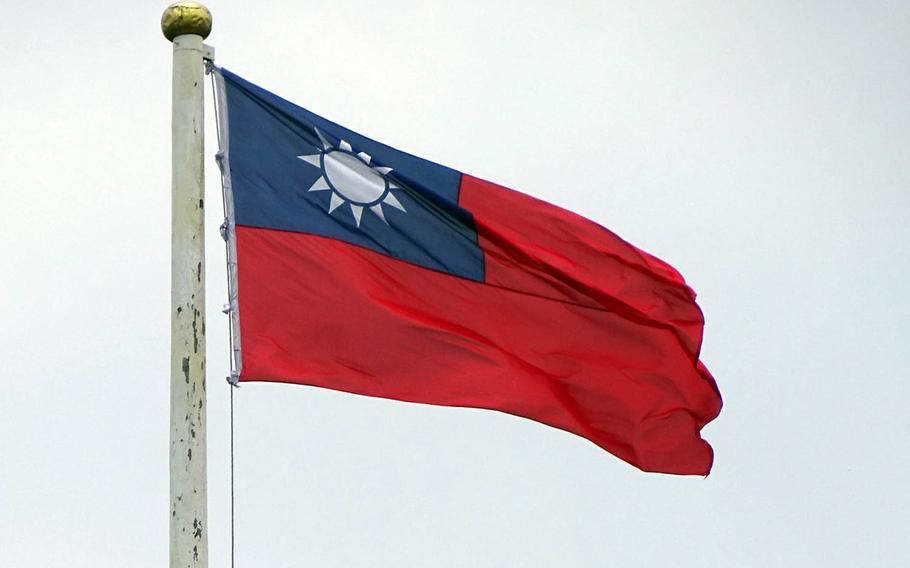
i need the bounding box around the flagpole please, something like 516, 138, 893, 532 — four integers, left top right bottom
162, 3, 211, 567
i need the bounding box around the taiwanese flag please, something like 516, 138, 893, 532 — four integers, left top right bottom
213, 67, 722, 475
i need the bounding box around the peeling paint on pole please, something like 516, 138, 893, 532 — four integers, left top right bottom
168, 31, 208, 568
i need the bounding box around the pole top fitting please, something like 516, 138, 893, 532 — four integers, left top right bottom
161, 2, 212, 42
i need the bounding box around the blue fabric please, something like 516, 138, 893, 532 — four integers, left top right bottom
220, 68, 483, 281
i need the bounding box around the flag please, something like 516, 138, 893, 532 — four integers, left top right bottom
212, 67, 722, 475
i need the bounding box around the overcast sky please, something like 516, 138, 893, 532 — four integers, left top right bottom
1, 1, 908, 566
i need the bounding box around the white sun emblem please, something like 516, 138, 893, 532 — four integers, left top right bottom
298, 129, 406, 227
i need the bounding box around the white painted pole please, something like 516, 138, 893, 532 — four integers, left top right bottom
161, 3, 212, 567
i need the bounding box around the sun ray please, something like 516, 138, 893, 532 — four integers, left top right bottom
375, 166, 393, 175
339, 140, 353, 152
328, 193, 345, 212
350, 204, 363, 226
308, 175, 331, 191
315, 128, 332, 150
370, 204, 388, 224
383, 192, 406, 212
358, 152, 371, 164
298, 154, 321, 168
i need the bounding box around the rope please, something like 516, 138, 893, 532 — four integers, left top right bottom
208, 63, 237, 568
230, 381, 235, 568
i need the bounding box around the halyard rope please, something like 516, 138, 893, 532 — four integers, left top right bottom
208, 62, 236, 568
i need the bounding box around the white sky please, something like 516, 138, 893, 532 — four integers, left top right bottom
1, 1, 908, 566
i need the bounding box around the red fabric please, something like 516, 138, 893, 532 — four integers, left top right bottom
236, 175, 721, 474
461, 175, 707, 364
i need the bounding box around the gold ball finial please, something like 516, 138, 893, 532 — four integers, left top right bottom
161, 2, 212, 41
